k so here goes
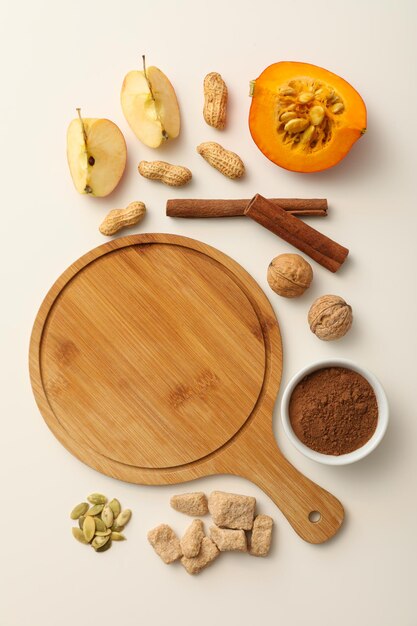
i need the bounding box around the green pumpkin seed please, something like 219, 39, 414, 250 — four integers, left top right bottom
94, 517, 107, 532
70, 502, 89, 520
83, 516, 96, 543
71, 494, 129, 553
96, 539, 112, 552
95, 529, 111, 537
111, 524, 124, 532
72, 527, 88, 544
87, 493, 107, 505
109, 498, 121, 519
86, 504, 104, 516
111, 532, 126, 541
92, 535, 110, 550
101, 505, 114, 528
116, 509, 131, 527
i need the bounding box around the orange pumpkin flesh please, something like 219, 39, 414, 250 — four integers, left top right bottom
249, 62, 367, 173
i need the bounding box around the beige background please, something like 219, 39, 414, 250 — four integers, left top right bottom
1, 0, 416, 624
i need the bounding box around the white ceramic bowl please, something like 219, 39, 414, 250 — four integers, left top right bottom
280, 358, 389, 465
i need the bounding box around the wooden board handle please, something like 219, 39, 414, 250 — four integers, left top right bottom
240, 441, 344, 543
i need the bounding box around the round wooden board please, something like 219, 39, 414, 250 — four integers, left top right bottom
30, 234, 344, 544
30, 234, 276, 472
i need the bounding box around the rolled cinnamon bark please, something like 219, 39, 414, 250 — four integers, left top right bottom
166, 197, 327, 218
245, 194, 348, 273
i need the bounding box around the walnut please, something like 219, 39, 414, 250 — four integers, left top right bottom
267, 253, 313, 298
308, 295, 353, 340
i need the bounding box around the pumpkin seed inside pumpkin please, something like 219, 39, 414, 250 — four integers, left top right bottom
276, 79, 345, 150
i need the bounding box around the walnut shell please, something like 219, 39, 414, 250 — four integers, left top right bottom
308, 294, 353, 341
267, 253, 313, 298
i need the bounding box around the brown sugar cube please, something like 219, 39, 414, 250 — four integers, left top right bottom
170, 492, 208, 517
208, 491, 256, 530
249, 515, 274, 557
210, 525, 247, 552
180, 519, 205, 558
181, 537, 219, 575
147, 524, 182, 564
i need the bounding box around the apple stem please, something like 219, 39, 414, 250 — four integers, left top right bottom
76, 108, 88, 146
141, 55, 168, 141
142, 55, 155, 101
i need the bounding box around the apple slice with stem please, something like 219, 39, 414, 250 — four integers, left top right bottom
67, 109, 127, 197
121, 56, 180, 148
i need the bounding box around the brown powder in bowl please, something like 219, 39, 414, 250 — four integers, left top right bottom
289, 367, 378, 455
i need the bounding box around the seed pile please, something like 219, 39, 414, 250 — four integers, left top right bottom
276, 79, 345, 152
70, 493, 131, 552
147, 490, 274, 575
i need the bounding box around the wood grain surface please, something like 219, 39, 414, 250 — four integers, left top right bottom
29, 234, 344, 543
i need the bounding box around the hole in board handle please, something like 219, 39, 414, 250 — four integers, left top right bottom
308, 511, 321, 523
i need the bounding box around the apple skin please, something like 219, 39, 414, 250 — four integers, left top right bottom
67, 117, 127, 197
121, 66, 180, 148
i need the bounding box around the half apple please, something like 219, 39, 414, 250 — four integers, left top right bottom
67, 109, 127, 197
121, 57, 180, 148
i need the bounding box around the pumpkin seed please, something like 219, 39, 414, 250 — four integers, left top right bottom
300, 125, 315, 145
116, 509, 132, 527
280, 111, 297, 123
298, 91, 314, 104
327, 91, 338, 104
280, 87, 296, 96
83, 516, 96, 543
310, 105, 325, 126
95, 529, 111, 537
94, 517, 107, 532
111, 532, 126, 541
70, 502, 89, 520
86, 504, 104, 516
111, 524, 124, 532
87, 493, 107, 505
72, 527, 88, 544
92, 535, 110, 550
101, 505, 114, 528
96, 539, 112, 553
78, 516, 85, 530
284, 118, 309, 134
331, 102, 344, 114
109, 498, 121, 519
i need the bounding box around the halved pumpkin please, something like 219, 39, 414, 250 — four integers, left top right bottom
249, 62, 367, 173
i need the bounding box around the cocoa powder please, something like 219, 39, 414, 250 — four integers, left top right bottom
289, 367, 378, 455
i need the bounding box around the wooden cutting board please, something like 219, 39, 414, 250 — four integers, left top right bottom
29, 234, 343, 543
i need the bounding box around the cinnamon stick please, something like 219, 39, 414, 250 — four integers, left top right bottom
245, 194, 348, 273
166, 198, 327, 218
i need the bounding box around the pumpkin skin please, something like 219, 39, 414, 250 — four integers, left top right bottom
249, 62, 367, 173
